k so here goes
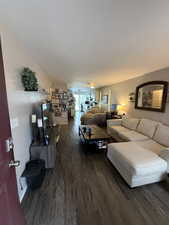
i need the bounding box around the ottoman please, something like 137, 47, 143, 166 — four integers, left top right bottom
107, 142, 167, 187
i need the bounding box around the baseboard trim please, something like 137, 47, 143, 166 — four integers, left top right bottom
19, 186, 27, 203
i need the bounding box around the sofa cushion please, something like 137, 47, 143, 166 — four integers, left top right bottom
137, 119, 159, 138
109, 125, 130, 134
122, 118, 140, 130
88, 107, 105, 114
133, 140, 165, 155
118, 131, 149, 142
87, 113, 106, 126
80, 113, 94, 125
153, 124, 169, 147
108, 142, 167, 176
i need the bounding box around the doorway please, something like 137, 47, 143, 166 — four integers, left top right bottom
0, 40, 26, 225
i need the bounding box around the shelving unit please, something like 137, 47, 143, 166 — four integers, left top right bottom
50, 89, 75, 125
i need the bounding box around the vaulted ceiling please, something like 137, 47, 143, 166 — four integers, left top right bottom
0, 0, 169, 88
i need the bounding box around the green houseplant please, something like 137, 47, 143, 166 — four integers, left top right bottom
21, 67, 38, 91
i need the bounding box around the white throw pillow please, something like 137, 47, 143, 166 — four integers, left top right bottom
137, 119, 159, 138
153, 124, 169, 147
122, 118, 140, 130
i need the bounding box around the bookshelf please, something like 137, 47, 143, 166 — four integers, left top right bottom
50, 88, 75, 125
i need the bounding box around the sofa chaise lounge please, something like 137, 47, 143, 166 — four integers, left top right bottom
107, 118, 169, 187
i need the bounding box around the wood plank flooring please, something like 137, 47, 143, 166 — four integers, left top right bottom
22, 113, 169, 225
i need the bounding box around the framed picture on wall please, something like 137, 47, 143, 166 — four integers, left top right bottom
102, 95, 108, 104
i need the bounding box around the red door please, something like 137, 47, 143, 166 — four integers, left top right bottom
0, 41, 26, 225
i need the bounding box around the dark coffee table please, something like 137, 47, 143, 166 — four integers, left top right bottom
79, 125, 110, 150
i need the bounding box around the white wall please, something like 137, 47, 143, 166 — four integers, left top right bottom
0, 25, 55, 201
98, 67, 169, 125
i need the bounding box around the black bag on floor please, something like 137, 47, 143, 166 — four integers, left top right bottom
22, 159, 46, 190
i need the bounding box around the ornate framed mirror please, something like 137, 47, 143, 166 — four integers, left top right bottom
135, 81, 168, 112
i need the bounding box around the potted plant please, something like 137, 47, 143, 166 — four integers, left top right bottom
21, 67, 38, 91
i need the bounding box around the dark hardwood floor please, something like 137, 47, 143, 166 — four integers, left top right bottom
22, 113, 169, 225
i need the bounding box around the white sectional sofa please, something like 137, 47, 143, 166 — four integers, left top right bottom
107, 118, 169, 187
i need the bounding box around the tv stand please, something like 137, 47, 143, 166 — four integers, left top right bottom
30, 126, 60, 168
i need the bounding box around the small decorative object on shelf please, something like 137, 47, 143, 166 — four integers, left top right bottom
20, 67, 38, 91
128, 92, 135, 102
39, 87, 49, 95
